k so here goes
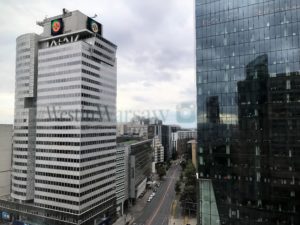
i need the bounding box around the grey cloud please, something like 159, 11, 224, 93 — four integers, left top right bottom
133, 96, 148, 102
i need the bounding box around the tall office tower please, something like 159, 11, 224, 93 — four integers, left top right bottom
7, 10, 117, 225
196, 1, 300, 225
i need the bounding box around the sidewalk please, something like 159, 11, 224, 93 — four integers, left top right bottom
113, 214, 133, 225
169, 196, 197, 225
168, 217, 197, 225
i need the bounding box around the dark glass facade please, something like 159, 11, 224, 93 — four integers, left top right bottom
196, 1, 300, 224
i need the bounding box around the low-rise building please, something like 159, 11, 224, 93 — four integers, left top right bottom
128, 140, 152, 202
115, 139, 152, 207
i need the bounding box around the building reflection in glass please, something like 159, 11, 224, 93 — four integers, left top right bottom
196, 1, 300, 224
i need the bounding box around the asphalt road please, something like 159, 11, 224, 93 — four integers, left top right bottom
133, 164, 180, 225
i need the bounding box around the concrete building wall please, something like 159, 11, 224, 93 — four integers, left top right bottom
116, 144, 129, 216
0, 124, 13, 197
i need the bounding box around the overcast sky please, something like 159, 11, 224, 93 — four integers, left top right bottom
0, 0, 196, 128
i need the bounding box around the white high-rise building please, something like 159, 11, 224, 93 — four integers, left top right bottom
152, 136, 164, 163
9, 10, 117, 225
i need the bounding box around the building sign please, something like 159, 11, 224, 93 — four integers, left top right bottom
47, 34, 80, 48
51, 18, 64, 36
87, 17, 102, 35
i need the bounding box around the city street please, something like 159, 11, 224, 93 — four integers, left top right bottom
132, 164, 180, 225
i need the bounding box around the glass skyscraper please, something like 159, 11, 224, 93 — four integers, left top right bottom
196, 1, 300, 224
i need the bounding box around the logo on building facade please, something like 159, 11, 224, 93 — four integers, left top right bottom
91, 22, 99, 33
87, 17, 102, 35
47, 34, 80, 47
51, 18, 64, 36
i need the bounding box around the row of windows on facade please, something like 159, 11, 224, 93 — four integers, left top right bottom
14, 156, 115, 169
37, 92, 100, 100
13, 169, 115, 189
31, 118, 114, 123
14, 125, 116, 130
39, 68, 93, 78
197, 63, 299, 78
34, 159, 116, 171
197, 70, 298, 85
35, 180, 115, 198
197, 18, 300, 37
34, 165, 115, 180
39, 68, 100, 80
16, 69, 30, 76
14, 106, 115, 120
16, 41, 28, 48
31, 116, 117, 124
88, 49, 114, 62
197, 158, 297, 173
38, 51, 115, 69
16, 54, 31, 62
37, 59, 95, 71
14, 139, 115, 146
38, 52, 81, 63
197, 0, 300, 20
198, 173, 298, 186
35, 100, 106, 107
14, 132, 116, 138
35, 172, 115, 189
14, 146, 116, 155
34, 195, 114, 215
33, 152, 115, 163
94, 41, 115, 54
38, 76, 102, 86
35, 187, 114, 206
17, 48, 30, 54
198, 10, 300, 31
38, 45, 77, 56
198, 32, 300, 53
38, 84, 101, 93
13, 159, 116, 172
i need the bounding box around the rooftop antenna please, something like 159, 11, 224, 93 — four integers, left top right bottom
91, 14, 97, 19
63, 8, 70, 15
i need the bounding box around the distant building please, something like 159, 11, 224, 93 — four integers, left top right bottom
171, 130, 197, 157
118, 117, 179, 162
123, 123, 148, 138
152, 136, 164, 164
187, 140, 197, 169
0, 124, 13, 197
148, 125, 180, 161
